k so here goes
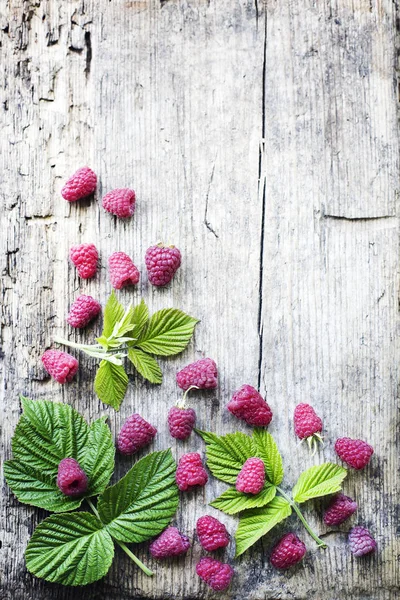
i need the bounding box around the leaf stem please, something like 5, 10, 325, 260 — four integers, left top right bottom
276, 487, 327, 548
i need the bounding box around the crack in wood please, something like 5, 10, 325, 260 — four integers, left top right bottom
203, 158, 218, 238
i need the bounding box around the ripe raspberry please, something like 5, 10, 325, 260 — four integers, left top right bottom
70, 243, 98, 279
348, 526, 377, 557
168, 406, 196, 440
175, 453, 208, 491
57, 458, 88, 497
323, 493, 358, 526
176, 358, 217, 391
270, 533, 306, 569
227, 385, 272, 427
117, 414, 157, 455
67, 295, 101, 329
236, 457, 265, 495
42, 350, 79, 384
294, 403, 323, 453
335, 438, 374, 470
196, 515, 230, 551
145, 244, 181, 286
196, 557, 234, 591
149, 526, 190, 559
61, 167, 97, 202
102, 188, 136, 218
108, 252, 140, 289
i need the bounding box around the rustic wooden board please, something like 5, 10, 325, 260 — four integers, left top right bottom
0, 1, 399, 599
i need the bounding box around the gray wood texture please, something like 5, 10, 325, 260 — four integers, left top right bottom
1, 1, 399, 599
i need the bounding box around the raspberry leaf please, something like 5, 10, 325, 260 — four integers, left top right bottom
136, 308, 199, 356
196, 430, 257, 484
252, 429, 284, 485
235, 497, 292, 557
210, 483, 276, 515
98, 449, 179, 543
130, 298, 149, 340
94, 359, 128, 410
292, 463, 347, 503
127, 348, 162, 384
102, 290, 125, 338
25, 512, 114, 586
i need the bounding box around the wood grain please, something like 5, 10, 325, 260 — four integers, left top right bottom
0, 1, 398, 599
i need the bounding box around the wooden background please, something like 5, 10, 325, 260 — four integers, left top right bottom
1, 1, 399, 598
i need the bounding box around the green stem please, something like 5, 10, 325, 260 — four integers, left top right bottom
276, 487, 327, 548
177, 385, 200, 408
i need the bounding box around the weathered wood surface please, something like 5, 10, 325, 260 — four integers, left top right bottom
1, 1, 399, 599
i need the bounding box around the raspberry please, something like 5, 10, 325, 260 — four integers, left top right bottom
348, 526, 377, 557
294, 403, 323, 453
168, 406, 196, 440
42, 350, 79, 384
108, 252, 140, 289
236, 457, 265, 495
196, 515, 230, 551
67, 295, 101, 329
102, 188, 136, 218
145, 244, 181, 286
196, 557, 234, 591
335, 438, 374, 470
117, 414, 157, 455
323, 493, 358, 526
70, 243, 98, 279
227, 385, 272, 427
175, 453, 208, 491
149, 526, 190, 558
61, 167, 97, 202
270, 533, 306, 569
176, 358, 217, 391
57, 458, 88, 497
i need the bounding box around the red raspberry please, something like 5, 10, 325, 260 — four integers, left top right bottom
61, 167, 97, 202
323, 493, 358, 526
57, 458, 88, 497
70, 243, 98, 279
196, 557, 234, 591
108, 252, 140, 289
227, 385, 272, 427
196, 515, 230, 551
102, 188, 136, 218
168, 406, 196, 440
334, 438, 374, 470
175, 453, 208, 492
176, 358, 217, 391
42, 350, 79, 384
145, 244, 181, 286
236, 457, 265, 495
117, 414, 157, 455
294, 403, 323, 439
149, 526, 190, 558
348, 526, 377, 557
67, 295, 101, 329
270, 533, 306, 569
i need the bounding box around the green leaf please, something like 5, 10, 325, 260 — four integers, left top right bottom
292, 463, 347, 503
94, 360, 128, 410
25, 512, 114, 586
197, 430, 257, 485
210, 484, 276, 515
130, 299, 149, 340
252, 429, 284, 485
98, 450, 179, 543
102, 291, 125, 338
235, 497, 292, 557
137, 308, 198, 356
79, 416, 115, 497
112, 305, 136, 339
128, 348, 162, 384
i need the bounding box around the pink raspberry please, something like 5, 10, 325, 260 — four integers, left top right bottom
168, 406, 196, 440
57, 458, 88, 497
196, 557, 234, 591
236, 457, 265, 495
145, 244, 181, 286
70, 243, 98, 279
348, 526, 377, 557
335, 438, 374, 470
108, 251, 140, 289
270, 533, 306, 569
42, 350, 79, 384
176, 358, 218, 391
149, 527, 190, 558
102, 188, 136, 218
294, 403, 323, 440
117, 414, 157, 455
323, 493, 358, 526
175, 453, 208, 492
67, 295, 101, 329
227, 385, 272, 427
61, 167, 97, 202
196, 515, 230, 551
